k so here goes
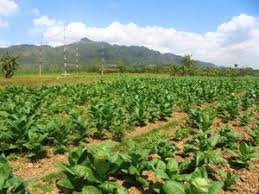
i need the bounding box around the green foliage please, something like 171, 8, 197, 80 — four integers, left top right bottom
0, 77, 258, 159
174, 128, 192, 141
0, 156, 26, 194
69, 109, 90, 143
218, 128, 239, 149
22, 129, 47, 159
190, 108, 215, 132
162, 180, 185, 194
247, 123, 259, 145
57, 143, 127, 193
186, 167, 224, 194
217, 170, 239, 190
46, 117, 72, 153
241, 89, 257, 110
150, 138, 177, 159
240, 108, 254, 126
217, 96, 241, 122
0, 53, 19, 79
227, 142, 258, 168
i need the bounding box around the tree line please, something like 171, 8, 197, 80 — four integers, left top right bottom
0, 53, 258, 78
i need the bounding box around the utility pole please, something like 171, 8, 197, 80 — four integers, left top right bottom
63, 26, 67, 76
39, 34, 43, 76
76, 46, 79, 70
101, 46, 104, 76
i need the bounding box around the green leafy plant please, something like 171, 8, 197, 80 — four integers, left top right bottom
158, 167, 224, 194
227, 142, 258, 168
247, 124, 259, 146
110, 108, 127, 141
173, 128, 192, 141
0, 155, 27, 194
217, 170, 239, 190
190, 108, 215, 132
240, 109, 254, 126
186, 167, 224, 194
46, 118, 72, 153
150, 138, 177, 159
218, 128, 239, 149
241, 89, 256, 110
57, 143, 127, 193
70, 110, 90, 143
22, 129, 47, 159
217, 97, 240, 122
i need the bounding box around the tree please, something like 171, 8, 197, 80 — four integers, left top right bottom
0, 53, 19, 79
181, 55, 197, 75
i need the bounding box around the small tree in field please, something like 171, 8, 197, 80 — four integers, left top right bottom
181, 54, 197, 75
182, 55, 194, 68
0, 53, 19, 79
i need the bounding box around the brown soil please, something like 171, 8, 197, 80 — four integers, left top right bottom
220, 160, 259, 194
10, 149, 67, 180
86, 136, 116, 145
128, 187, 144, 194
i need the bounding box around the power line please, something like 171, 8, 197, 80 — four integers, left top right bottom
38, 28, 92, 75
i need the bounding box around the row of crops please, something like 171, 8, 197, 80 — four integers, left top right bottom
0, 77, 258, 157
1, 106, 258, 193
0, 77, 258, 193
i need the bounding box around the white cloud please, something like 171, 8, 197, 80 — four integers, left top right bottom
0, 0, 18, 29
33, 16, 58, 27
0, 0, 18, 16
33, 14, 259, 69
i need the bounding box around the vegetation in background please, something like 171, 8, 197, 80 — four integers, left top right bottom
0, 53, 19, 79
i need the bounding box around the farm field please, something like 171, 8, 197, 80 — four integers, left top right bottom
0, 73, 168, 88
0, 75, 258, 194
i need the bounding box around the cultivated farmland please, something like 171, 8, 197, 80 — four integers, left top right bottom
0, 76, 258, 194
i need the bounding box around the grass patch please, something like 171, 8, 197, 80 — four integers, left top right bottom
115, 120, 178, 152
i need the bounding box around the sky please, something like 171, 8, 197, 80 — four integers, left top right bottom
0, 0, 259, 69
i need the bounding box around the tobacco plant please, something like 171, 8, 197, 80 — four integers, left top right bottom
0, 156, 27, 194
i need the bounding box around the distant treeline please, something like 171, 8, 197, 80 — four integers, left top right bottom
17, 63, 258, 77
16, 55, 258, 77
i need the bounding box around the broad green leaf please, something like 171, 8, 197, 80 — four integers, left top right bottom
128, 165, 139, 175
56, 161, 75, 176
162, 180, 185, 194
74, 185, 102, 194
155, 169, 169, 180
99, 181, 127, 194
208, 181, 224, 194
191, 178, 209, 194
71, 165, 99, 182
167, 159, 178, 174
57, 178, 74, 190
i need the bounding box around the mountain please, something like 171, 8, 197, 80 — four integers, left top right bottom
0, 38, 215, 72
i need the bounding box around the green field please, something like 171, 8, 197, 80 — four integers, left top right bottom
0, 74, 258, 194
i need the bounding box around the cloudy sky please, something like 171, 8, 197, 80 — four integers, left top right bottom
0, 0, 259, 69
